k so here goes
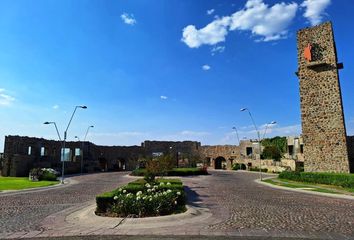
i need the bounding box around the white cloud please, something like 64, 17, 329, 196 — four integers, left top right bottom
182, 0, 298, 47
121, 13, 137, 26
202, 64, 211, 70
301, 0, 331, 26
211, 45, 225, 55
181, 16, 231, 48
0, 89, 15, 106
160, 95, 168, 100
52, 105, 59, 109
207, 9, 215, 15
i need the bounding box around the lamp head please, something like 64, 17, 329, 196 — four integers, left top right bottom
240, 108, 247, 112
44, 121, 54, 125
270, 121, 277, 125
90, 125, 94, 128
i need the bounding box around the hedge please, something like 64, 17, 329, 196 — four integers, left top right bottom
131, 167, 208, 177
249, 167, 268, 172
278, 171, 354, 189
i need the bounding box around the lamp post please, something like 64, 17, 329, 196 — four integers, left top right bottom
262, 121, 277, 139
62, 106, 88, 183
82, 125, 94, 174
44, 121, 63, 182
240, 108, 263, 180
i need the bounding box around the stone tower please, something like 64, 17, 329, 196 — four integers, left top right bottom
297, 22, 350, 173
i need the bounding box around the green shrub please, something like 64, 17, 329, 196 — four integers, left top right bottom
96, 179, 186, 217
131, 167, 208, 176
232, 163, 240, 170
249, 167, 268, 172
279, 171, 354, 189
261, 146, 282, 161
40, 171, 57, 181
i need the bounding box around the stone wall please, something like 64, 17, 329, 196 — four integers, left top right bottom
1, 136, 202, 176
297, 22, 350, 173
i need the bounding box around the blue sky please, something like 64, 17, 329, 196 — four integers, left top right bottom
0, 0, 354, 151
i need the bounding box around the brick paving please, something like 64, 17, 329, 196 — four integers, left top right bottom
0, 170, 353, 239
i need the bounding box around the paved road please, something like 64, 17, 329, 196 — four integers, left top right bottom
0, 172, 133, 234
0, 170, 353, 239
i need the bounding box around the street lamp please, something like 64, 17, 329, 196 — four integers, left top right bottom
44, 121, 63, 182
240, 108, 263, 180
62, 105, 87, 183
81, 125, 94, 174
262, 121, 277, 139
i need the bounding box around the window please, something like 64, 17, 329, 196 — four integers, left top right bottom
28, 146, 32, 155
40, 147, 47, 156
246, 147, 253, 156
61, 148, 72, 161
288, 145, 294, 155
75, 148, 81, 156
300, 144, 304, 154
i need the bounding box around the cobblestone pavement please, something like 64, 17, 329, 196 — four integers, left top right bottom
0, 172, 133, 235
0, 170, 353, 239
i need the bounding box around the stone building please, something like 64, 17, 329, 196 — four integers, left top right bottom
1, 135, 202, 177
297, 22, 353, 173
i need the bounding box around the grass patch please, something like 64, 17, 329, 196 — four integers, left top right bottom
0, 177, 59, 191
278, 171, 354, 189
263, 178, 354, 195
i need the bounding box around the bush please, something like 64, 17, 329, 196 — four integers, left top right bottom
261, 146, 282, 161
96, 178, 186, 217
249, 167, 268, 172
131, 167, 208, 177
279, 171, 354, 189
29, 168, 58, 181
232, 163, 240, 170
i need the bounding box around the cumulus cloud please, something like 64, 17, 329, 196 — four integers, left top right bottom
211, 45, 225, 55
160, 95, 168, 100
301, 0, 331, 26
182, 16, 231, 48
202, 65, 211, 70
121, 13, 137, 25
182, 0, 298, 47
207, 9, 215, 15
0, 89, 15, 106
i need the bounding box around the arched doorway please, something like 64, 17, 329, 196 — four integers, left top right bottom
214, 156, 226, 169
98, 156, 107, 171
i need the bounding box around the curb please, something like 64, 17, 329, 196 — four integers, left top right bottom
0, 178, 77, 197
59, 202, 213, 231
256, 178, 354, 200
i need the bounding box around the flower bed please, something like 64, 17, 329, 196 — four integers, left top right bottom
96, 178, 186, 217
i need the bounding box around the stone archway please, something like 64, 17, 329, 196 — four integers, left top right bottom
214, 156, 226, 169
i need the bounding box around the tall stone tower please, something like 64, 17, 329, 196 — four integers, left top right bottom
297, 22, 350, 173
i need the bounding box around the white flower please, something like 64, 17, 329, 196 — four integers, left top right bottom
118, 188, 122, 192
167, 189, 172, 193
136, 191, 142, 196
147, 189, 152, 193
143, 196, 147, 200
136, 196, 141, 200
149, 198, 153, 201
163, 192, 167, 195
159, 182, 165, 186
174, 201, 177, 205
113, 196, 118, 200
145, 183, 151, 188
126, 193, 132, 197
177, 191, 181, 196
167, 182, 171, 185
123, 189, 127, 193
